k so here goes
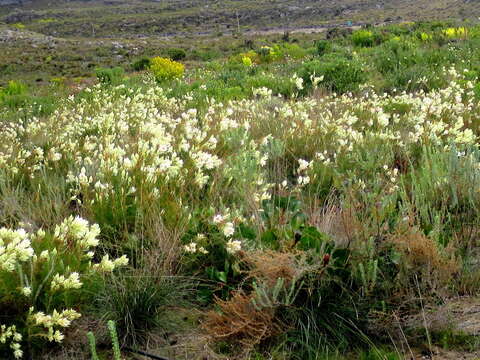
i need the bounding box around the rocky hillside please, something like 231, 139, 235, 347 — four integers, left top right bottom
1, 0, 480, 38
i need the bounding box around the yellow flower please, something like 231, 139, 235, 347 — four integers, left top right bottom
443, 27, 467, 39
420, 32, 432, 41
242, 56, 253, 67
149, 57, 184, 82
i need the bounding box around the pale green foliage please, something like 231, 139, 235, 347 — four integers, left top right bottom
352, 30, 375, 47
251, 278, 300, 310
87, 321, 121, 360
108, 321, 122, 360
87, 331, 100, 360
356, 238, 379, 296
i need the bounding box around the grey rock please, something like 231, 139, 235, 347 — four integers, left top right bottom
405, 297, 480, 336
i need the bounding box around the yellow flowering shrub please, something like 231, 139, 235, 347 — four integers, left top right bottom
0, 217, 128, 358
242, 55, 253, 67
149, 56, 185, 81
419, 32, 432, 41
229, 50, 258, 66
258, 46, 280, 63
443, 27, 467, 39
351, 30, 374, 47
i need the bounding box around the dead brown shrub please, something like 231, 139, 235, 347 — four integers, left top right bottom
202, 291, 282, 353
202, 250, 315, 355
244, 250, 298, 287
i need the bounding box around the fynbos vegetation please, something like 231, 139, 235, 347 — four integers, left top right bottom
2, 5, 480, 360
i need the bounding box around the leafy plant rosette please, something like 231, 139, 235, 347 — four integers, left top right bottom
0, 216, 128, 359
181, 210, 246, 302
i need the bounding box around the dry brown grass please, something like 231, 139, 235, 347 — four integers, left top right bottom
307, 196, 360, 248
389, 225, 459, 296
144, 220, 185, 275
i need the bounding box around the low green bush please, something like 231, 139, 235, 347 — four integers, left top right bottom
165, 47, 187, 61
191, 48, 222, 61
131, 57, 151, 71
95, 67, 124, 85
245, 74, 297, 97
0, 80, 27, 96
277, 43, 309, 59
315, 39, 331, 56
372, 38, 419, 74
97, 272, 185, 346
299, 56, 365, 93
352, 30, 375, 47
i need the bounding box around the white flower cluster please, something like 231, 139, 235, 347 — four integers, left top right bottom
29, 308, 81, 343
212, 212, 236, 238
183, 242, 209, 255
383, 165, 400, 193
0, 325, 22, 359
92, 254, 129, 272
0, 228, 33, 272
0, 217, 128, 358
0, 85, 226, 218
226, 239, 242, 254
212, 212, 243, 254
53, 216, 100, 249
50, 272, 82, 291
183, 233, 209, 255
183, 212, 244, 256
296, 158, 312, 186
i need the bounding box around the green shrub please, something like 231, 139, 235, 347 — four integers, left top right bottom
372, 31, 389, 45
402, 146, 480, 245
326, 27, 353, 40
0, 81, 29, 109
315, 40, 331, 56
278, 43, 308, 59
352, 30, 375, 47
373, 39, 419, 75
257, 46, 281, 63
131, 57, 151, 71
95, 67, 124, 85
299, 56, 365, 93
191, 48, 222, 61
0, 82, 57, 115
384, 64, 444, 93
245, 74, 296, 97
165, 47, 187, 61
1, 80, 27, 96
